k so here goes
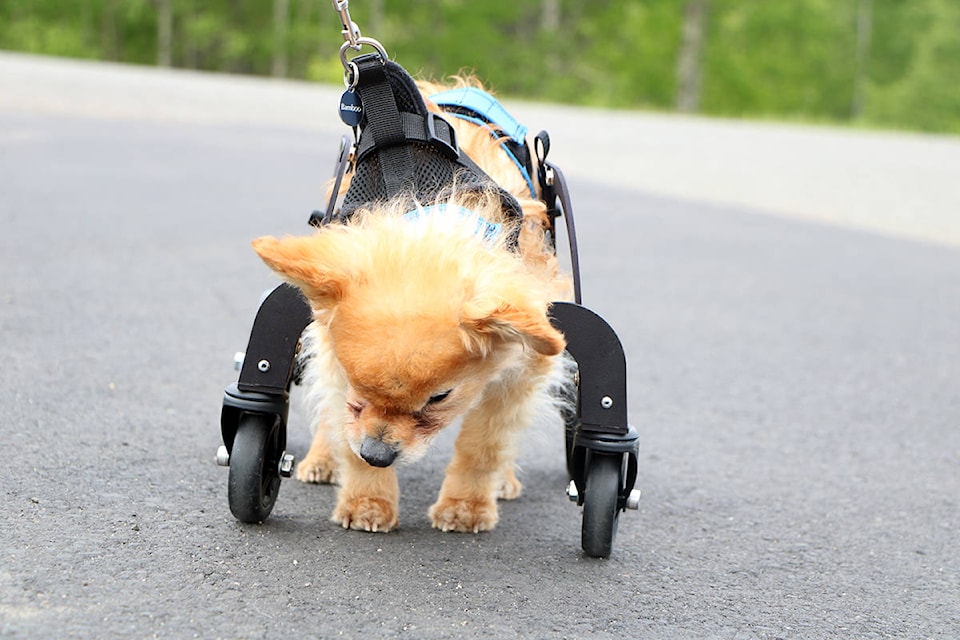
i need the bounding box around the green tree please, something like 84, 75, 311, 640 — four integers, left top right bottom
701, 0, 859, 120
864, 0, 960, 132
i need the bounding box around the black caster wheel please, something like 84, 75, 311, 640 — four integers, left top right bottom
228, 412, 285, 523
581, 451, 623, 558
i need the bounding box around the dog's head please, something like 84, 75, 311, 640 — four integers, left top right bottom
252, 206, 565, 467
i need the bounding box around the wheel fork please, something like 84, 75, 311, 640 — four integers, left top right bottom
550, 301, 642, 514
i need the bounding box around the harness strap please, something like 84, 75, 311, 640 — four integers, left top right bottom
352, 55, 416, 197
430, 87, 537, 198
355, 111, 458, 163
430, 87, 527, 144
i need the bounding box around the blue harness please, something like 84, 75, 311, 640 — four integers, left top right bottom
403, 203, 502, 244
429, 87, 538, 198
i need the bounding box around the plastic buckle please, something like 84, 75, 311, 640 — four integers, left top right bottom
427, 113, 459, 160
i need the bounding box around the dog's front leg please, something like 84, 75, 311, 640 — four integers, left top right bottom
430, 358, 556, 532
332, 440, 400, 532
429, 408, 520, 533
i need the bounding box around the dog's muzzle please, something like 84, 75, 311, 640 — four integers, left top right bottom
360, 436, 399, 468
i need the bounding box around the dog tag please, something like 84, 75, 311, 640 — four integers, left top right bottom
339, 89, 362, 127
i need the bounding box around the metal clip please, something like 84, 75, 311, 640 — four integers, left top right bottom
331, 0, 388, 85
332, 0, 361, 50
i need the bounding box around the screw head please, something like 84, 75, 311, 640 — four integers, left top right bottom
626, 489, 642, 510
257, 359, 271, 373
215, 445, 230, 467
600, 396, 614, 409
566, 480, 579, 502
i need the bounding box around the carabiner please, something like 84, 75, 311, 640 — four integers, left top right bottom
332, 0, 361, 49
332, 0, 388, 87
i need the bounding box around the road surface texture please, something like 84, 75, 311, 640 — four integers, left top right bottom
2, 53, 958, 638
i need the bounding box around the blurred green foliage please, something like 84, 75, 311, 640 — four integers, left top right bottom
0, 0, 957, 133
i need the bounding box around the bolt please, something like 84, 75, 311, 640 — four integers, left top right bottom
600, 396, 614, 409
215, 445, 230, 467
257, 359, 271, 373
233, 352, 245, 372
278, 452, 295, 478
626, 489, 642, 510
566, 480, 579, 502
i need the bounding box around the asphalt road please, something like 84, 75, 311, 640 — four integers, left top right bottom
2, 56, 959, 639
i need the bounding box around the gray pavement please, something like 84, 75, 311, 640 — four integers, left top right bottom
1, 54, 959, 638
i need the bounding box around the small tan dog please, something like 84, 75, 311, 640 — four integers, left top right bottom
252, 78, 571, 533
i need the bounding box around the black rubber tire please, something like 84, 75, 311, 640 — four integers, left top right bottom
581, 452, 623, 558
228, 413, 283, 523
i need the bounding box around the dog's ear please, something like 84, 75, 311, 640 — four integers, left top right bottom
461, 299, 566, 356
252, 235, 348, 310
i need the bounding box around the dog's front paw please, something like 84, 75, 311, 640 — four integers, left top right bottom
495, 468, 522, 501
332, 496, 398, 533
296, 452, 339, 485
429, 496, 498, 533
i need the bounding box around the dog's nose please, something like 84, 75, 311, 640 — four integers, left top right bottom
359, 436, 399, 468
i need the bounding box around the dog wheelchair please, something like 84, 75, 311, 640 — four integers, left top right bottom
216, 2, 640, 558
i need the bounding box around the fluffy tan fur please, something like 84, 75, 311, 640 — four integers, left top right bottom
252, 78, 571, 533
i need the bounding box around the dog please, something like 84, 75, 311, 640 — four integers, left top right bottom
251, 77, 572, 533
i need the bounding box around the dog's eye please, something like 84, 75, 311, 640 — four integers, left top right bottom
347, 402, 365, 418
427, 389, 452, 405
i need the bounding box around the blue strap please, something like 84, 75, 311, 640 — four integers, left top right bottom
429, 88, 537, 198
403, 204, 502, 244
429, 87, 528, 145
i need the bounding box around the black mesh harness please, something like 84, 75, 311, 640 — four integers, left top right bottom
328, 54, 523, 247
